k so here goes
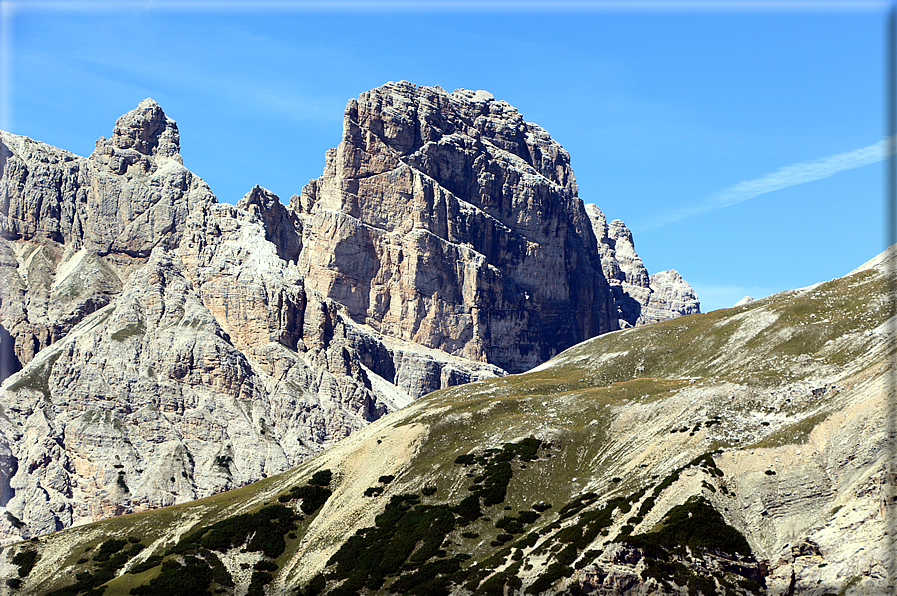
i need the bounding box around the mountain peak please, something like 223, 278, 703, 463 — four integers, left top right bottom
90, 98, 182, 172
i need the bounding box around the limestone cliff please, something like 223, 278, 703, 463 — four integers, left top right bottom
295, 82, 619, 373
0, 98, 499, 540
587, 203, 700, 327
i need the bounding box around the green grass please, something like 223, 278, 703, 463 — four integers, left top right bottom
7, 351, 62, 398
110, 319, 146, 342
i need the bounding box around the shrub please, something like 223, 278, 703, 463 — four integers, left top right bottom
378, 475, 395, 484
502, 437, 542, 461
304, 574, 327, 596
129, 555, 163, 575
11, 550, 38, 577
556, 544, 578, 565
478, 461, 512, 506
310, 469, 333, 486
253, 559, 278, 571
291, 485, 333, 514
517, 510, 541, 524
169, 504, 300, 559
93, 539, 128, 563
455, 494, 482, 522
247, 569, 274, 596
620, 496, 752, 557
364, 486, 384, 497
526, 563, 574, 594
130, 556, 214, 596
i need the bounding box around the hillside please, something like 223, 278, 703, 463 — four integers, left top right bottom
3, 245, 892, 595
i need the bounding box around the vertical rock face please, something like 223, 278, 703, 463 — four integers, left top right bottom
587, 204, 700, 327
296, 82, 617, 373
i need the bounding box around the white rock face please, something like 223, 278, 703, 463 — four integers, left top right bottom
586, 204, 700, 327
735, 296, 755, 307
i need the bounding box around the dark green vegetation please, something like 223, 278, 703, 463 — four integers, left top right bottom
619, 497, 760, 595
11, 549, 39, 578
307, 439, 548, 596
277, 469, 334, 514
129, 554, 223, 596
42, 539, 146, 596
130, 470, 334, 594
138, 470, 332, 594
166, 504, 299, 559
30, 471, 333, 596
621, 496, 752, 557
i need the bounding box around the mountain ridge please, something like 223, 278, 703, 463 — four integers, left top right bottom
0, 83, 698, 542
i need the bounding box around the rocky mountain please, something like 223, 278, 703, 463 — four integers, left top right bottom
586, 204, 699, 328
293, 82, 619, 373
3, 244, 891, 596
0, 83, 697, 542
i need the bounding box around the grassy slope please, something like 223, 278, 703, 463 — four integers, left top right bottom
5, 252, 893, 596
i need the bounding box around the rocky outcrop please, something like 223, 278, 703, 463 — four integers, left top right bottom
587, 204, 700, 327
295, 82, 618, 373
0, 98, 216, 374
642, 269, 700, 325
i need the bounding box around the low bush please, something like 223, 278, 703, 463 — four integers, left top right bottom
620, 496, 752, 557
129, 555, 163, 575
93, 539, 128, 563
253, 559, 278, 571
309, 469, 332, 486
11, 550, 38, 577
526, 563, 573, 594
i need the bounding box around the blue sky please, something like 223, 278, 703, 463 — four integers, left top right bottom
2, 0, 891, 312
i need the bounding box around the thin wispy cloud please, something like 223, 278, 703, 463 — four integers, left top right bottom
638, 138, 893, 231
